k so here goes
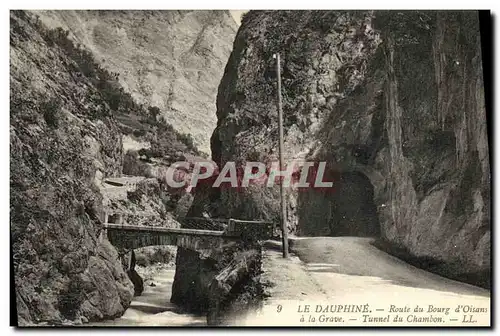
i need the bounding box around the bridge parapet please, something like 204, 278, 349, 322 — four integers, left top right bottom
102, 218, 274, 252
183, 217, 274, 240
225, 219, 274, 241
183, 217, 227, 231
103, 224, 233, 253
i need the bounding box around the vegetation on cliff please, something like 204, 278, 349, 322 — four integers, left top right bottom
35, 10, 239, 154
10, 10, 202, 325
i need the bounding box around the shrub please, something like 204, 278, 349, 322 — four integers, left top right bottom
123, 150, 151, 177
41, 98, 61, 128
57, 275, 86, 320
148, 106, 161, 122
177, 132, 197, 153
138, 148, 154, 159
174, 193, 194, 219
43, 27, 70, 48
127, 188, 143, 204
132, 129, 146, 137
135, 246, 177, 267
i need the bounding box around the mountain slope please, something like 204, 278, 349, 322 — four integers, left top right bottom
34, 10, 238, 154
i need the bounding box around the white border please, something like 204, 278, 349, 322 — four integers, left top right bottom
2, 2, 499, 336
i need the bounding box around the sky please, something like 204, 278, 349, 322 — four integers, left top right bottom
230, 10, 248, 25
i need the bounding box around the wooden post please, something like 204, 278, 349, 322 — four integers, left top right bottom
274, 53, 289, 258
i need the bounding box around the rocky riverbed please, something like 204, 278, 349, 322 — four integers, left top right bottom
89, 266, 206, 326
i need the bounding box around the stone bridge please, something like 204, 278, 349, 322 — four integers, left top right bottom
103, 217, 274, 255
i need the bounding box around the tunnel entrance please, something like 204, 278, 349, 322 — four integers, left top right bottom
297, 171, 380, 237
328, 172, 380, 237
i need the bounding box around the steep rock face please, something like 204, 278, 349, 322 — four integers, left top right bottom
208, 11, 489, 284
34, 10, 238, 154
171, 239, 263, 324
10, 11, 134, 325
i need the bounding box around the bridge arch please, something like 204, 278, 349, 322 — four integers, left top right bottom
103, 219, 273, 254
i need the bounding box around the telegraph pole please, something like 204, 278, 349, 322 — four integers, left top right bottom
273, 53, 289, 258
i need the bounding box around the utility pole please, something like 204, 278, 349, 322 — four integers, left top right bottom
273, 53, 289, 258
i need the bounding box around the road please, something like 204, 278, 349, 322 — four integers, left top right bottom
290, 237, 488, 296
245, 237, 491, 326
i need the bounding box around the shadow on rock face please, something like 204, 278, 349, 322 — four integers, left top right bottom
297, 171, 380, 237
126, 250, 144, 296
329, 172, 380, 237
127, 269, 144, 296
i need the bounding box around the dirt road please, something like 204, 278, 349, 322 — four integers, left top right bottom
290, 237, 488, 297
245, 237, 490, 326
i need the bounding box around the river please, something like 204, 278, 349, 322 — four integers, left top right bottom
89, 268, 207, 326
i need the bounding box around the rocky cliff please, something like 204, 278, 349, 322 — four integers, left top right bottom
10, 11, 133, 325
10, 9, 204, 325
34, 10, 238, 154
177, 10, 490, 293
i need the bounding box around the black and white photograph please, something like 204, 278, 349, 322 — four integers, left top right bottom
8, 6, 492, 328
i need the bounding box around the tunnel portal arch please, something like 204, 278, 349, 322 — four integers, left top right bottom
297, 170, 381, 237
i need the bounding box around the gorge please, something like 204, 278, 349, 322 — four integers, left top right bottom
10, 9, 491, 327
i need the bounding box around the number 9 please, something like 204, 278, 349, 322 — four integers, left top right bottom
277, 304, 282, 313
